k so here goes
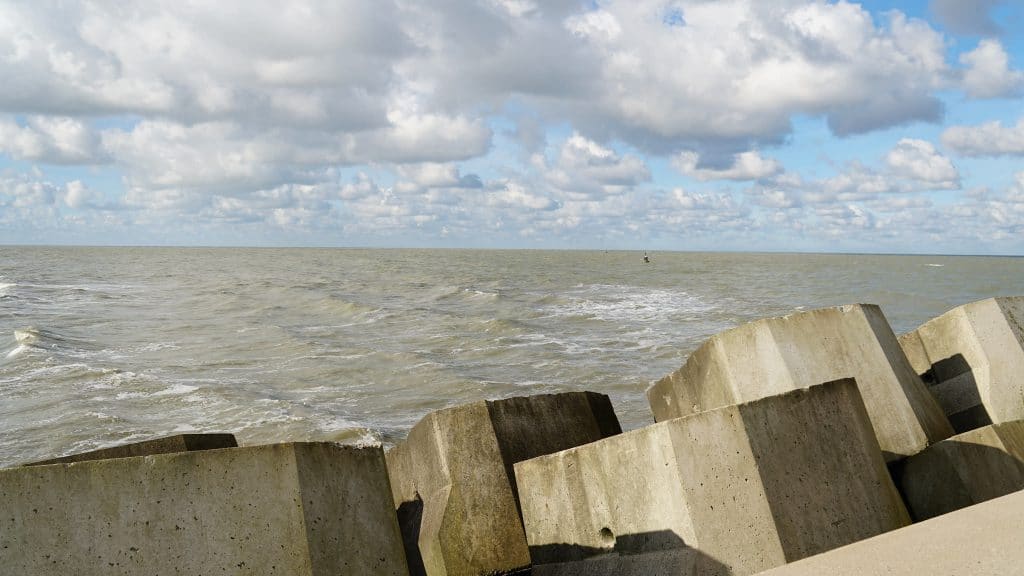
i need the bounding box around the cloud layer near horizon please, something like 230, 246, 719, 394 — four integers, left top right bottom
1, 0, 1023, 253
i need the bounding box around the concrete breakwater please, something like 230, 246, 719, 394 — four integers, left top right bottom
2, 297, 1023, 575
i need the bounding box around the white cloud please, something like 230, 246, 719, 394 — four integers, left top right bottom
960, 39, 1023, 99
942, 118, 1024, 157
540, 133, 650, 198
673, 150, 782, 182
884, 139, 959, 187
0, 116, 107, 164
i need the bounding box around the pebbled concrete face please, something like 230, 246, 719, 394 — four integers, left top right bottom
753, 489, 1024, 576
898, 420, 1024, 521
0, 442, 409, 576
648, 304, 952, 461
517, 380, 910, 576
385, 392, 621, 576
22, 433, 238, 466
898, 296, 1024, 433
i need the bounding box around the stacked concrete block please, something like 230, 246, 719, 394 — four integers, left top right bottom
648, 304, 953, 461
515, 379, 910, 576
897, 420, 1024, 520
23, 433, 238, 466
0, 442, 409, 576
898, 296, 1024, 433
754, 488, 1024, 576
385, 392, 621, 576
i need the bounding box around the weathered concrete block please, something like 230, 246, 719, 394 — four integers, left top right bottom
23, 433, 238, 466
385, 392, 621, 576
648, 304, 953, 461
753, 488, 1024, 576
516, 380, 910, 576
898, 420, 1024, 521
0, 442, 409, 576
898, 296, 1024, 433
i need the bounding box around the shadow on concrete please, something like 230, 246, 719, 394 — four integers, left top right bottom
528, 530, 729, 575
921, 353, 991, 434
895, 438, 1024, 522
396, 494, 427, 576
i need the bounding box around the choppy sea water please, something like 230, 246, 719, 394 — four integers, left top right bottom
1, 247, 1022, 467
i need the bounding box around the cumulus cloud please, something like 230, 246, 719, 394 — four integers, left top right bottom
942, 118, 1024, 157
0, 116, 108, 164
539, 133, 650, 198
960, 39, 1023, 99
673, 150, 782, 182
553, 2, 947, 146
884, 139, 959, 187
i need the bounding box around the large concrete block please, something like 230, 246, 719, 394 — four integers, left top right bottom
516, 380, 910, 576
898, 296, 1024, 433
385, 392, 621, 576
897, 420, 1024, 521
22, 433, 238, 466
754, 489, 1024, 576
0, 442, 409, 576
648, 304, 953, 461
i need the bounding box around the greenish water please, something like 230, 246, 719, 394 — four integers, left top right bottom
1, 247, 1021, 466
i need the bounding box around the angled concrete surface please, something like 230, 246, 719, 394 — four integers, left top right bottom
22, 433, 238, 466
898, 420, 1024, 520
898, 296, 1024, 433
517, 380, 909, 576
648, 304, 952, 461
754, 489, 1024, 576
385, 392, 621, 576
0, 442, 408, 576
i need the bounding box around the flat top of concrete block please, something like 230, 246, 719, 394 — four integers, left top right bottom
754, 489, 1024, 576
22, 433, 239, 467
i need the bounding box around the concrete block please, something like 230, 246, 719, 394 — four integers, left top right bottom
897, 296, 1024, 433
516, 379, 909, 576
753, 489, 1024, 576
648, 304, 953, 461
22, 433, 238, 466
0, 442, 409, 576
385, 392, 621, 576
897, 420, 1024, 521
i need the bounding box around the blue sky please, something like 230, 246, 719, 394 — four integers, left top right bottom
1, 1, 1023, 254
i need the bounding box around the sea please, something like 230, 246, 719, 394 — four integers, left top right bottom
1, 247, 1022, 467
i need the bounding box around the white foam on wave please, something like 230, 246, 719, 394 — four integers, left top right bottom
925, 263, 945, 267
547, 285, 716, 324
115, 382, 198, 400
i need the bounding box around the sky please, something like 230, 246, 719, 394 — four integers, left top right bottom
0, 1, 1023, 254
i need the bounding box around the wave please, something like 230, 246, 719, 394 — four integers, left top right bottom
545, 285, 716, 324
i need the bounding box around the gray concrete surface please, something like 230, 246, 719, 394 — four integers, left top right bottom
22, 433, 238, 466
385, 392, 621, 576
0, 442, 409, 576
517, 379, 909, 576
898, 419, 1024, 520
898, 296, 1024, 433
754, 488, 1024, 576
648, 304, 952, 461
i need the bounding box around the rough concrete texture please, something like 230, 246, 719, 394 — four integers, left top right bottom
0, 442, 409, 576
648, 304, 953, 461
385, 392, 621, 576
897, 296, 1024, 433
23, 433, 238, 466
898, 420, 1024, 521
516, 379, 910, 576
754, 488, 1024, 576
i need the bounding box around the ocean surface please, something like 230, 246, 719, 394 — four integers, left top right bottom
1, 247, 1022, 467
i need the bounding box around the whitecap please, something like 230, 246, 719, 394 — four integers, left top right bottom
925, 263, 945, 267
